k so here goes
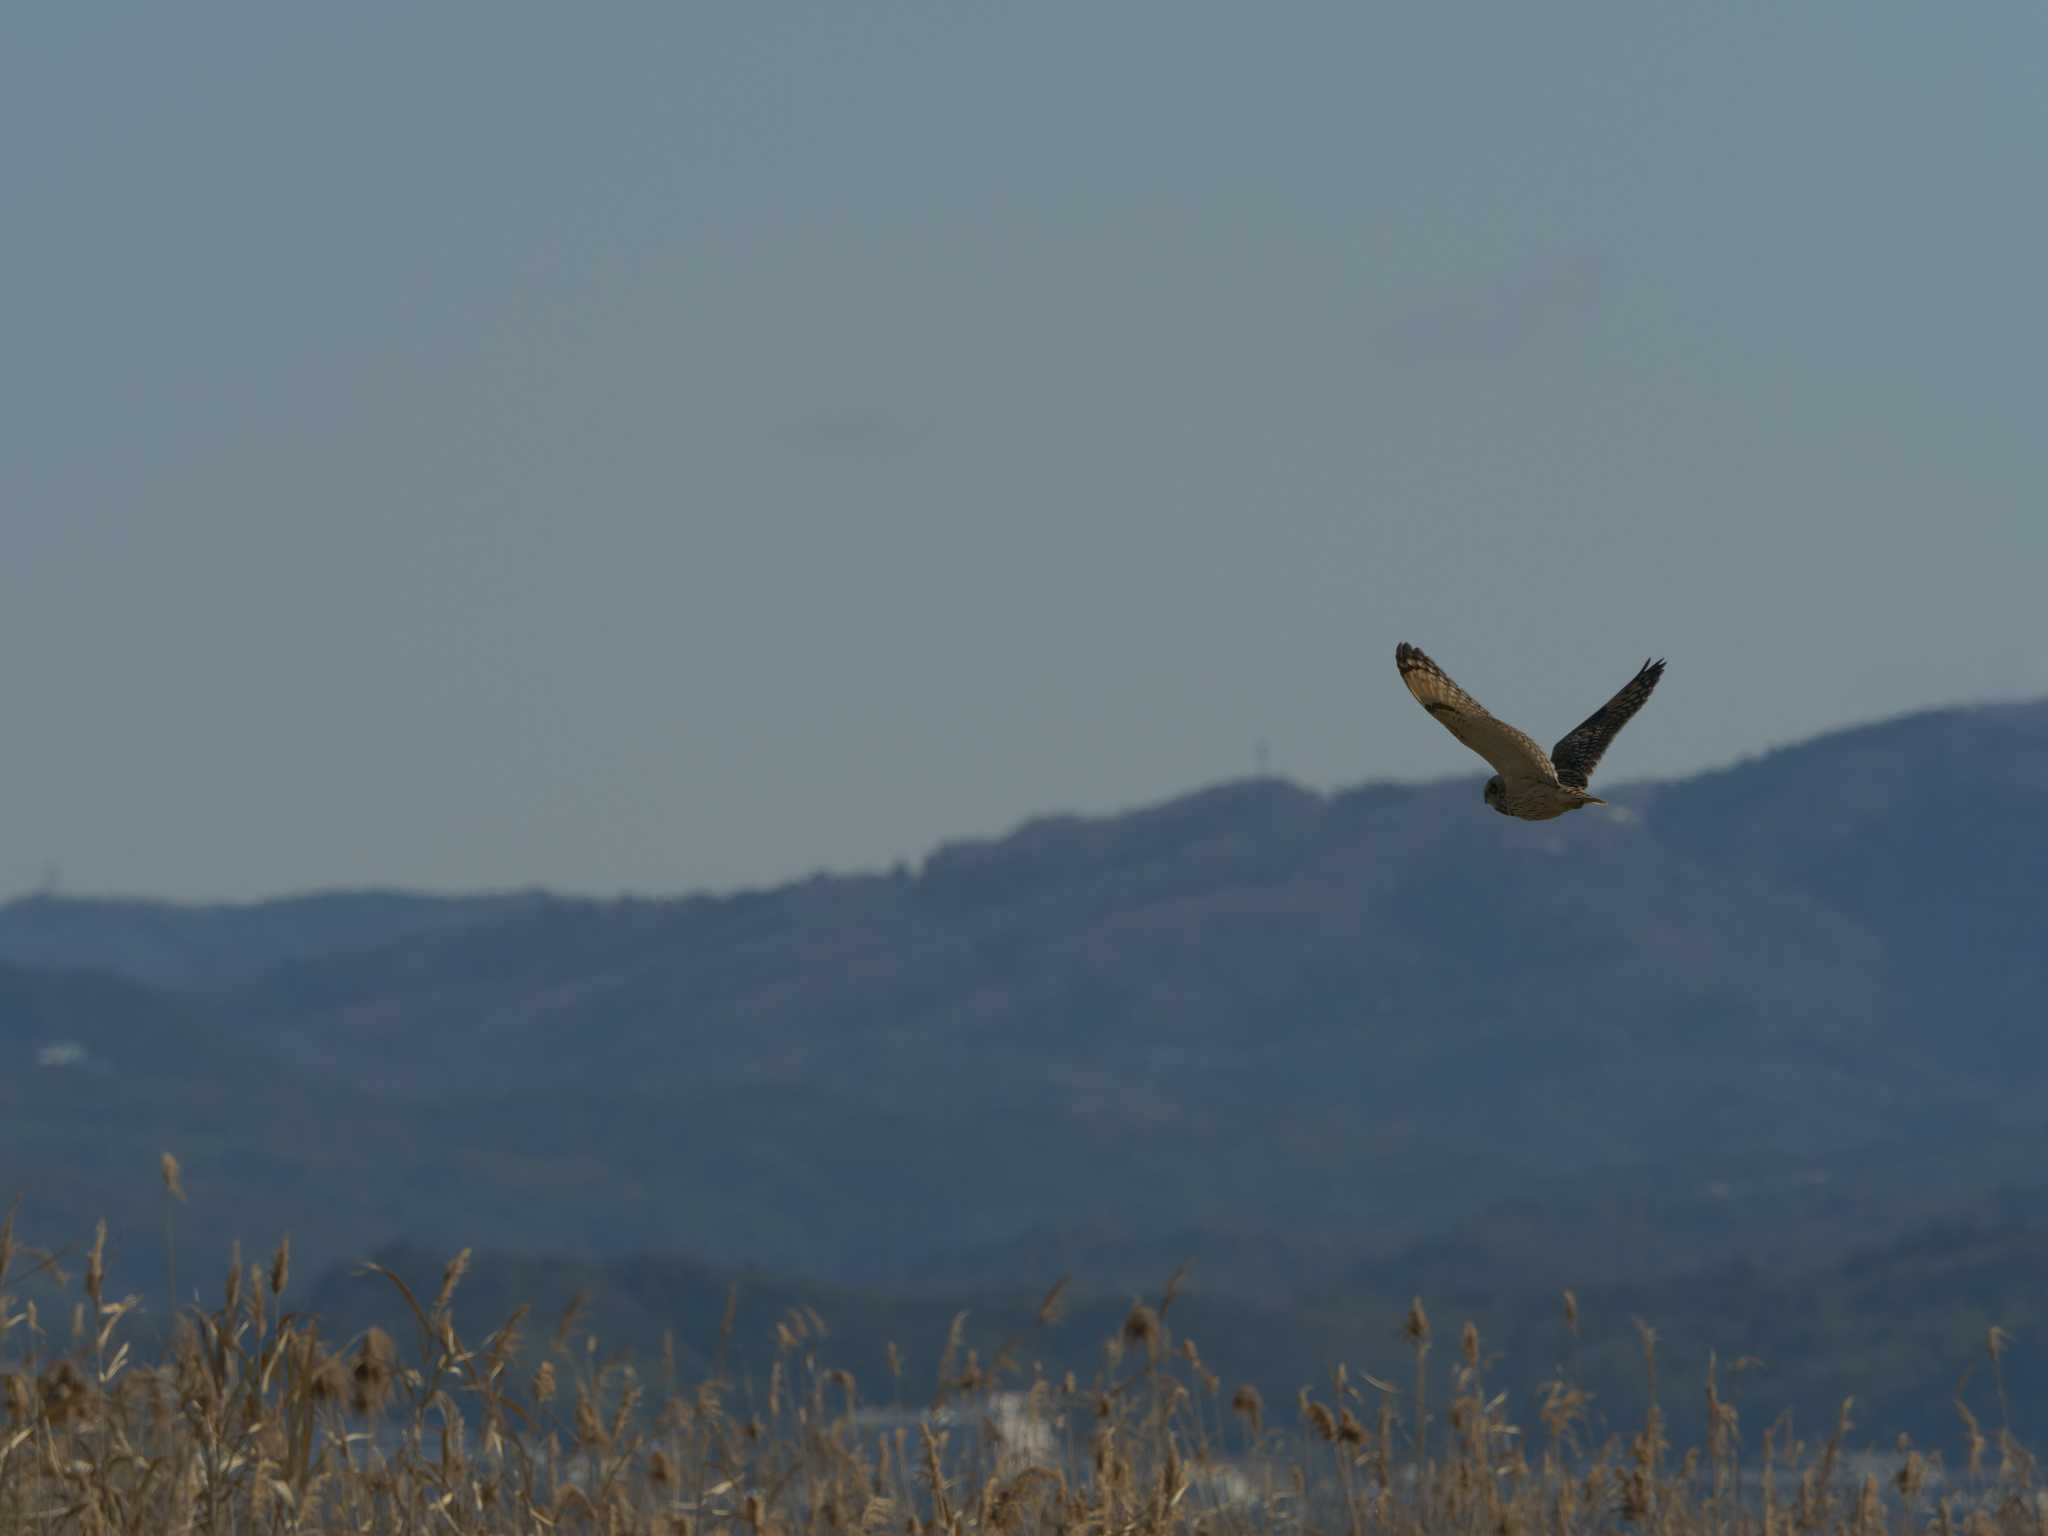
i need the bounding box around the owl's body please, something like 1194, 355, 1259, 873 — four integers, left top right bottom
1395, 642, 1665, 821
1482, 775, 1606, 822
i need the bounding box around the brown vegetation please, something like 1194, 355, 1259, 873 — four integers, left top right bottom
0, 1205, 2039, 1535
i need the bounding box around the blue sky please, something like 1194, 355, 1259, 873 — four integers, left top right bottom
6, 5, 2044, 898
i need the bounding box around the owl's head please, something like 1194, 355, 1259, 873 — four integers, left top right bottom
1483, 775, 1506, 811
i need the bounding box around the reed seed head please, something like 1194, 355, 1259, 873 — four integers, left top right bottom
1405, 1298, 1431, 1346
1123, 1302, 1161, 1362
349, 1328, 396, 1417
268, 1236, 290, 1297
1305, 1399, 1338, 1443
1231, 1384, 1264, 1435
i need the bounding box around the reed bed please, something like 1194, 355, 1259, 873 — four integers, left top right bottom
1, 1207, 2039, 1536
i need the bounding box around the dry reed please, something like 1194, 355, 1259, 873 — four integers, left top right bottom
0, 1208, 2038, 1536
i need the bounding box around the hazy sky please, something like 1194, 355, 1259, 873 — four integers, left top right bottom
7, 6, 2045, 900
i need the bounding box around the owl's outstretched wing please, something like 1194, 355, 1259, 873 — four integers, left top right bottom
1395, 643, 1557, 785
1550, 658, 1666, 790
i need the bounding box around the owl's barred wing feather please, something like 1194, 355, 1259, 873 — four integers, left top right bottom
1550, 658, 1666, 790
1394, 643, 1558, 784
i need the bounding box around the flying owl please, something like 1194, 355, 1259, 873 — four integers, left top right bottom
1395, 642, 1665, 820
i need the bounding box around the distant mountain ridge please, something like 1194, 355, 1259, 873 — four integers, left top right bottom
3, 697, 2046, 1449
0, 888, 549, 984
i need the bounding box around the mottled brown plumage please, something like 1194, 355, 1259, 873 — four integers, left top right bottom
1395, 642, 1665, 821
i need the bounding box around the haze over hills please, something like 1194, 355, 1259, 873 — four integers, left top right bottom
0, 889, 550, 985
3, 696, 2045, 1445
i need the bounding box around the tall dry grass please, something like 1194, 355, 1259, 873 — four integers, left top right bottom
0, 1203, 2039, 1535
